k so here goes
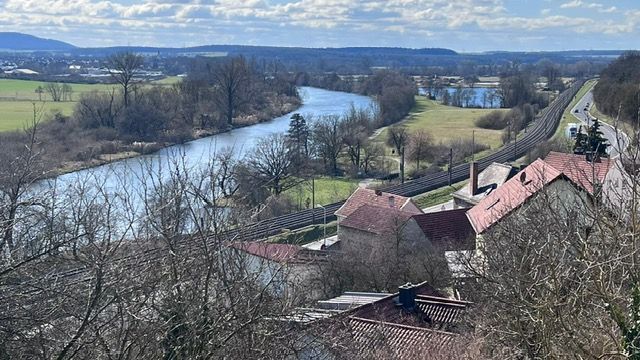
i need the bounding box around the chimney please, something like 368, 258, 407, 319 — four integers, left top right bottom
398, 283, 416, 312
375, 189, 382, 196
388, 196, 395, 208
470, 162, 479, 195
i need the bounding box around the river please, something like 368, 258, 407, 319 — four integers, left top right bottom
45, 87, 375, 193
418, 87, 501, 108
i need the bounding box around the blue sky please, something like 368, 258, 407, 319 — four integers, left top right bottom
0, 0, 638, 51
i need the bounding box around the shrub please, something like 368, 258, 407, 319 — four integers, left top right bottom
475, 111, 508, 130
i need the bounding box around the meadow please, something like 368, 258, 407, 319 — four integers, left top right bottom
0, 77, 179, 132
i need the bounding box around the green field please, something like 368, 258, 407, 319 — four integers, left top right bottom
413, 181, 465, 209
0, 78, 178, 132
0, 79, 117, 101
374, 97, 506, 150
284, 177, 361, 207
0, 101, 76, 131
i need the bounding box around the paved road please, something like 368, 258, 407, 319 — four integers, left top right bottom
571, 88, 628, 158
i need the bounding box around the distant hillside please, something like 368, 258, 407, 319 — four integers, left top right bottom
0, 32, 76, 51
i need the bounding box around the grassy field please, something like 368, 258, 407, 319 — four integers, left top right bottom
0, 79, 117, 101
283, 177, 361, 207
413, 181, 466, 209
0, 101, 76, 131
267, 221, 338, 245
554, 79, 597, 140
0, 78, 178, 132
374, 97, 506, 151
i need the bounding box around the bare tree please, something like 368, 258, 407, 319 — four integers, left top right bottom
45, 82, 63, 102
312, 115, 344, 175
75, 89, 123, 129
361, 141, 383, 175
61, 83, 73, 101
211, 56, 251, 126
407, 130, 433, 170
386, 126, 409, 183
245, 133, 293, 195
108, 52, 144, 108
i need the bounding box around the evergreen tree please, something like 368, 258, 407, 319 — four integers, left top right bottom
587, 118, 609, 156
573, 127, 587, 154
286, 113, 309, 171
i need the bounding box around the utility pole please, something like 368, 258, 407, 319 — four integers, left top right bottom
514, 132, 517, 161
472, 130, 475, 161
311, 177, 315, 223
400, 145, 405, 184
448, 148, 453, 186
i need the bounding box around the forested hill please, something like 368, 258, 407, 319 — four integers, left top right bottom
593, 51, 640, 123
0, 32, 76, 51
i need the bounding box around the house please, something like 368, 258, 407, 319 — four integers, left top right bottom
452, 162, 513, 209
338, 204, 419, 255
544, 151, 613, 195
335, 188, 422, 224
409, 209, 476, 251
339, 204, 475, 254
230, 242, 328, 300
289, 282, 472, 359
466, 157, 599, 236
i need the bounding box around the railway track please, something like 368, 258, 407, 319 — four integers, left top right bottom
0, 79, 584, 300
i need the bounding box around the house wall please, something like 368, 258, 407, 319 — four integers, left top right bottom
453, 196, 474, 209
236, 252, 326, 301
480, 178, 594, 240
603, 159, 635, 218
401, 200, 423, 214
339, 221, 433, 260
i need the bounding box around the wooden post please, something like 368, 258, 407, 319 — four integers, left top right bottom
448, 148, 453, 186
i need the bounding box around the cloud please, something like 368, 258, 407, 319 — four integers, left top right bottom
0, 0, 636, 50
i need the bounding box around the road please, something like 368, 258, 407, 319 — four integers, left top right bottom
571, 87, 628, 158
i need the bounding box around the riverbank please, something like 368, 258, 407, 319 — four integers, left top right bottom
47, 95, 302, 177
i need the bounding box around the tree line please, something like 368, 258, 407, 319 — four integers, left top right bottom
0, 53, 301, 178
301, 69, 416, 126
593, 51, 640, 124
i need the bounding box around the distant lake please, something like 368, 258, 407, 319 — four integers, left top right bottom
418, 87, 502, 108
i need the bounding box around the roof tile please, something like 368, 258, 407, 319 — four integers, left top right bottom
466, 159, 563, 234
544, 151, 612, 194
335, 188, 422, 218
412, 209, 475, 250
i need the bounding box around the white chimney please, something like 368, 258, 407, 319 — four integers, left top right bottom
389, 196, 396, 208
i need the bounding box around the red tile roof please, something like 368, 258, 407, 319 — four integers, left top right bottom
335, 188, 422, 218
466, 159, 563, 234
231, 242, 302, 263
544, 151, 613, 194
339, 204, 415, 235
412, 209, 475, 250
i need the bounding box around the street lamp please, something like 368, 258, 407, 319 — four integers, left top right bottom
317, 204, 327, 248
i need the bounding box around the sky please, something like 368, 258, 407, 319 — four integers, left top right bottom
0, 0, 638, 52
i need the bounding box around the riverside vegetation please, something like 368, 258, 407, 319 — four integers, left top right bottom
0, 53, 301, 175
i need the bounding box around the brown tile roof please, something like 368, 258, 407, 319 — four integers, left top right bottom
544, 151, 613, 194
335, 187, 422, 218
466, 159, 563, 234
346, 317, 459, 359
412, 209, 475, 250
347, 282, 461, 327
341, 282, 470, 358
339, 204, 415, 236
